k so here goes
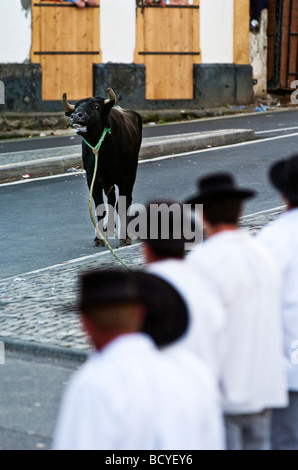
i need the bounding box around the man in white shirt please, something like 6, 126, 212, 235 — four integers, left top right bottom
138, 199, 226, 382
52, 269, 225, 450
258, 154, 298, 450
185, 172, 287, 450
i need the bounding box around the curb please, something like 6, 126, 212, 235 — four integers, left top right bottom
1, 336, 88, 363
140, 129, 255, 159
0, 128, 255, 182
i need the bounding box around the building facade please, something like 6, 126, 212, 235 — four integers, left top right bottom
0, 0, 254, 112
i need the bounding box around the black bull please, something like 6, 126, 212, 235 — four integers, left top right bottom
62, 89, 143, 246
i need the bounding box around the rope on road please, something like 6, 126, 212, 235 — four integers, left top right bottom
86, 128, 131, 270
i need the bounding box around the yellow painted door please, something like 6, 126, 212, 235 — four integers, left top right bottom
135, 2, 200, 100
31, 1, 101, 101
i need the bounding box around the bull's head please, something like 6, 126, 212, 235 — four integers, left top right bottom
62, 88, 117, 136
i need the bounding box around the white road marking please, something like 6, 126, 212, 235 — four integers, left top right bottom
240, 205, 286, 219
139, 131, 298, 163
0, 242, 142, 282
0, 170, 85, 187
255, 126, 298, 134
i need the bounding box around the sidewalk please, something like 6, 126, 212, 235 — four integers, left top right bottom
0, 206, 285, 361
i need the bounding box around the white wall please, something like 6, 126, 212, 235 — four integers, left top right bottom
101, 0, 235, 64
200, 0, 234, 63
100, 0, 136, 63
0, 0, 235, 66
0, 0, 31, 63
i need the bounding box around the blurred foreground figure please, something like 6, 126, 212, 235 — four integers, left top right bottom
185, 172, 287, 450
52, 269, 225, 450
139, 199, 226, 382
258, 155, 298, 450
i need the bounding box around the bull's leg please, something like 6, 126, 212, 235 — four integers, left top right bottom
92, 188, 107, 247
83, 148, 108, 246
116, 189, 133, 246
106, 186, 116, 238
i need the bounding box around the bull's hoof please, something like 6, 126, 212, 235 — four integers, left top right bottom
94, 237, 106, 247
122, 238, 132, 246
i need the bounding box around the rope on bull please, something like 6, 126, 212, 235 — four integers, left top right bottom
83, 127, 131, 270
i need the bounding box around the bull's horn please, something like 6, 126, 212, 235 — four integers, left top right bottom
62, 93, 75, 112
104, 88, 116, 105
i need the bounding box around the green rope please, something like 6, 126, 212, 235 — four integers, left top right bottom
82, 127, 111, 156
84, 127, 131, 270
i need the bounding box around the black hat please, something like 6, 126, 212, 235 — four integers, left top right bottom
185, 172, 256, 205
78, 269, 140, 311
131, 199, 190, 255
269, 154, 298, 203
78, 269, 188, 347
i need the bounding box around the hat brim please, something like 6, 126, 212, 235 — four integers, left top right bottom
63, 270, 189, 347
270, 160, 298, 202
78, 269, 140, 312
60, 269, 141, 314
185, 188, 256, 206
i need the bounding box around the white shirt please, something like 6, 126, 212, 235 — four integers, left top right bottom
147, 259, 226, 381
52, 333, 225, 450
258, 208, 298, 391
186, 230, 288, 415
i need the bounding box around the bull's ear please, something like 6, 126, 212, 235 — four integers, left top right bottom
103, 99, 114, 119
64, 111, 72, 117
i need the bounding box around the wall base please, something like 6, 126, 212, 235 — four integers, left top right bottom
94, 63, 254, 110
0, 63, 253, 112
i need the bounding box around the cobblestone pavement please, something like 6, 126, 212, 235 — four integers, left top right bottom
0, 206, 285, 357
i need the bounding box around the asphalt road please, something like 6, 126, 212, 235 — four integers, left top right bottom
0, 110, 298, 280
0, 350, 81, 450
